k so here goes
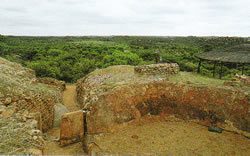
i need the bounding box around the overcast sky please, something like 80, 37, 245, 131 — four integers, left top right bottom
0, 0, 249, 36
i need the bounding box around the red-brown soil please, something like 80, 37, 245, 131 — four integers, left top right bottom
92, 115, 250, 155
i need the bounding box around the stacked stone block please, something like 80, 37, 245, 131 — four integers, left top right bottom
134, 63, 179, 75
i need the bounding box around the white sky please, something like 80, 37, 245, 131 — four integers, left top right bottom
0, 0, 249, 36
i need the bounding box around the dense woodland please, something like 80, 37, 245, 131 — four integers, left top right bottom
0, 35, 249, 82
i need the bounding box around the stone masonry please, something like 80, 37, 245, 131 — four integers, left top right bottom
134, 63, 179, 75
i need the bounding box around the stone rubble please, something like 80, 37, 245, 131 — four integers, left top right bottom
224, 74, 250, 88
235, 74, 250, 86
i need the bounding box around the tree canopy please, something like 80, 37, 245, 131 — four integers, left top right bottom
0, 36, 248, 82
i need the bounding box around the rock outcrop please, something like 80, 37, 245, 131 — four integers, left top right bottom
77, 65, 250, 134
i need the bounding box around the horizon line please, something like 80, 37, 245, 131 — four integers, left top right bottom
1, 34, 249, 38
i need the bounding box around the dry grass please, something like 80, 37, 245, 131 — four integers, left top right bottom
168, 72, 225, 86
84, 65, 226, 88
0, 57, 60, 102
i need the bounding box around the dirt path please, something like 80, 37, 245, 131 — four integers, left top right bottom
43, 128, 84, 155
43, 84, 84, 155
62, 84, 79, 112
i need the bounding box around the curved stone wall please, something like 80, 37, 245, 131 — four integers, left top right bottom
0, 57, 62, 132
77, 65, 250, 134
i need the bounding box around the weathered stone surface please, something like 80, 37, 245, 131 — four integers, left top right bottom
0, 57, 62, 154
53, 103, 69, 127
29, 129, 42, 136
77, 65, 250, 134
60, 110, 84, 146
0, 57, 62, 132
134, 63, 179, 75
4, 97, 12, 105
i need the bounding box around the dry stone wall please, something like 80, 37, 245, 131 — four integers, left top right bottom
0, 58, 62, 131
0, 57, 63, 154
134, 63, 179, 75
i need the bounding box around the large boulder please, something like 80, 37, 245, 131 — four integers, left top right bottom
60, 111, 84, 146
77, 65, 250, 134
53, 103, 69, 127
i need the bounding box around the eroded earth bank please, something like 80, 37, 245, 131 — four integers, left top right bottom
76, 64, 250, 155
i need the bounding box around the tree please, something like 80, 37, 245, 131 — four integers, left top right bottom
103, 50, 143, 67
0, 34, 6, 42
27, 61, 61, 78
0, 43, 8, 56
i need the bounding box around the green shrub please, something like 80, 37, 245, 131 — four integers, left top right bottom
27, 61, 61, 78
0, 36, 248, 82
103, 50, 143, 67
182, 62, 197, 72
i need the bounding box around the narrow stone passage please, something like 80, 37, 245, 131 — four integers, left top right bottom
43, 84, 84, 155
62, 84, 79, 112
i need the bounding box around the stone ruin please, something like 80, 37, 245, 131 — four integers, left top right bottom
56, 64, 250, 152
0, 57, 64, 154
76, 64, 250, 135
4, 57, 249, 154
134, 63, 179, 75
58, 64, 250, 154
